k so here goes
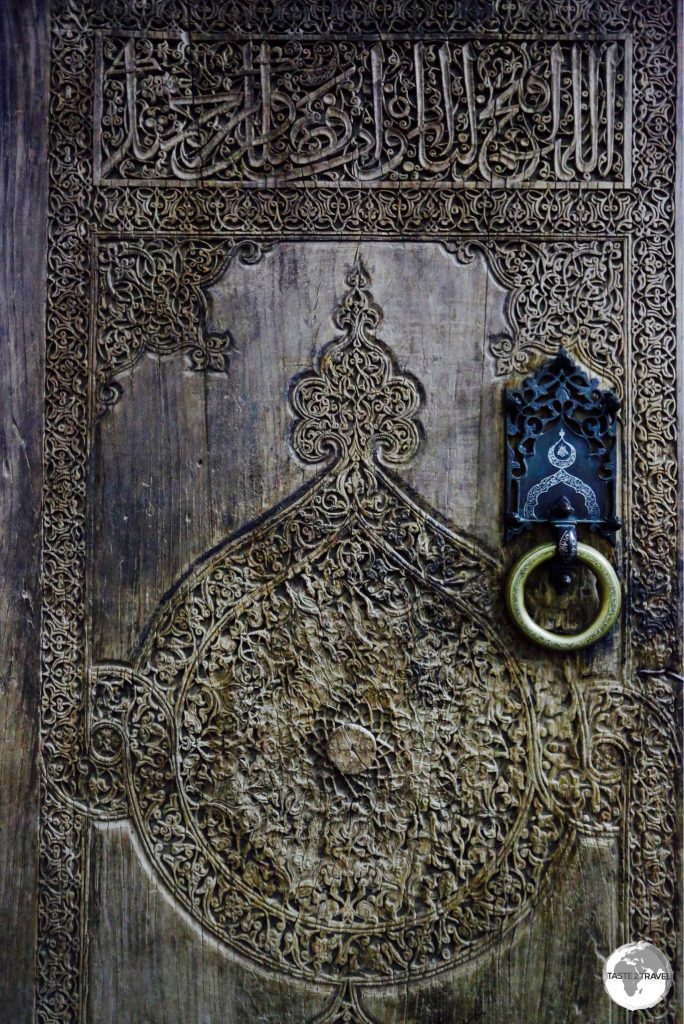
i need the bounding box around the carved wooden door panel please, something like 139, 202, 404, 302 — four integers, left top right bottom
1, 2, 680, 1023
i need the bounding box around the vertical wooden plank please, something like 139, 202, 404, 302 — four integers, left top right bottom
0, 1, 48, 1020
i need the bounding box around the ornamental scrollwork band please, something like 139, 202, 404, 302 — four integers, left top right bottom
41, 2, 679, 1023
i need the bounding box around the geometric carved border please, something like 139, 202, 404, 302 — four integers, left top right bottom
41, 2, 680, 1022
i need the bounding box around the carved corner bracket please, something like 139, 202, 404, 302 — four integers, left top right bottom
446, 239, 625, 392
94, 237, 274, 412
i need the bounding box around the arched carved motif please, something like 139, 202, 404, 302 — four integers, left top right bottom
86, 260, 565, 984
80, 258, 663, 1023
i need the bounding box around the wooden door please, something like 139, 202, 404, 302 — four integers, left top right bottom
1, 2, 680, 1022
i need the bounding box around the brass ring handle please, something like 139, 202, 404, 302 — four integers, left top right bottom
505, 541, 621, 651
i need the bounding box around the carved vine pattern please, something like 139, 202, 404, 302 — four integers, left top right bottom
95, 237, 274, 410
94, 186, 638, 235
42, 1, 679, 1022
449, 238, 625, 389
83, 261, 639, 1019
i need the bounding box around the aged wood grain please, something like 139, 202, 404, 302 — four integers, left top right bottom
29, 2, 683, 1023
0, 2, 48, 1021
86, 825, 620, 1024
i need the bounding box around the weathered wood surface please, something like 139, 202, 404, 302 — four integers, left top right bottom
2, 2, 681, 1023
86, 824, 620, 1024
0, 3, 48, 1022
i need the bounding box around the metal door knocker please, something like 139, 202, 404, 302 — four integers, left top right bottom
504, 349, 621, 650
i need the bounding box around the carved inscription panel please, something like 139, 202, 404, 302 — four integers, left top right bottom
39, 3, 680, 1024
96, 35, 630, 187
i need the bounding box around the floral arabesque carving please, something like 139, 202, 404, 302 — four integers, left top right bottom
95, 185, 638, 237
448, 239, 625, 391
81, 263, 677, 1023
86, 259, 571, 984
289, 258, 423, 469
95, 237, 273, 410
39, 17, 94, 1024
86, 0, 634, 36
630, 10, 679, 663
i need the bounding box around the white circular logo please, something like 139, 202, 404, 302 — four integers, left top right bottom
603, 941, 673, 1010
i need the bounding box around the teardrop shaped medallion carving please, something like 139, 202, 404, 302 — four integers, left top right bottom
90, 257, 567, 983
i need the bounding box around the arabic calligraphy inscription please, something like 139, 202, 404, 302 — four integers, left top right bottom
96, 36, 629, 186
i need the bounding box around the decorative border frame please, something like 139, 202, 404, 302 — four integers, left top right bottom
41, 2, 679, 1022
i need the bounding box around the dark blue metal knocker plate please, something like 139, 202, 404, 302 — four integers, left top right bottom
504, 349, 621, 600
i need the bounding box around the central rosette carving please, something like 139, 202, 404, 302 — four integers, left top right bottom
177, 531, 533, 946
324, 724, 378, 776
